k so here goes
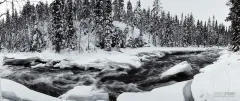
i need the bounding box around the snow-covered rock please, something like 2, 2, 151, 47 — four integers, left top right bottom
1, 79, 64, 101
161, 61, 192, 79
53, 60, 85, 70
117, 81, 189, 101
31, 63, 46, 69
59, 86, 109, 101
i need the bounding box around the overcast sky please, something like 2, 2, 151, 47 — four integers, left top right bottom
0, 0, 230, 26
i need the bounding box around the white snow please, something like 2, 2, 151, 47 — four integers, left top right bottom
0, 79, 2, 101
59, 86, 109, 101
31, 63, 46, 69
161, 61, 192, 78
117, 81, 189, 101
1, 79, 65, 101
192, 50, 240, 101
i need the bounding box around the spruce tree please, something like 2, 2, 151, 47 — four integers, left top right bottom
95, 0, 104, 48
118, 0, 124, 21
83, 0, 90, 19
226, 0, 240, 51
51, 0, 64, 53
151, 0, 162, 46
152, 0, 162, 17
66, 0, 77, 50
126, 0, 133, 25
103, 0, 113, 51
5, 10, 11, 50
133, 0, 141, 28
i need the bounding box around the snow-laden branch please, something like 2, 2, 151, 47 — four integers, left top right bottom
0, 0, 7, 5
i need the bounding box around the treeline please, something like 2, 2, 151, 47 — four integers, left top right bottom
0, 0, 231, 52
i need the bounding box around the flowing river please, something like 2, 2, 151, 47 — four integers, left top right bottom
0, 49, 221, 101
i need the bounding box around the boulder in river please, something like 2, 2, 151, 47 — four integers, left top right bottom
59, 86, 109, 101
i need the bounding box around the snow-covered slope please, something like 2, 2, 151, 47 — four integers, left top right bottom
192, 50, 240, 101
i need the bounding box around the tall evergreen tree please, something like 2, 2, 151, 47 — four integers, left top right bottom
82, 0, 90, 19
226, 0, 240, 51
66, 0, 77, 50
103, 0, 113, 51
95, 0, 104, 48
51, 0, 65, 53
126, 0, 133, 25
152, 0, 162, 17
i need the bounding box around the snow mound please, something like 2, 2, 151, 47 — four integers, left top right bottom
192, 50, 240, 101
117, 81, 188, 101
1, 79, 64, 101
59, 86, 109, 101
161, 61, 192, 78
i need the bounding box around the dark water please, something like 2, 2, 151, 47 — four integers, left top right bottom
0, 49, 221, 101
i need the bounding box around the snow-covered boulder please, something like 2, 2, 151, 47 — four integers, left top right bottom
53, 60, 85, 70
117, 81, 189, 101
161, 61, 193, 79
59, 86, 109, 101
31, 63, 46, 69
1, 79, 64, 101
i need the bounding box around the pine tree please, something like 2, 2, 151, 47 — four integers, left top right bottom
36, 1, 45, 21
82, 0, 90, 19
126, 0, 133, 25
226, 0, 240, 51
113, 0, 124, 21
95, 0, 104, 48
151, 0, 162, 46
103, 0, 113, 51
5, 10, 11, 50
118, 0, 124, 21
152, 0, 162, 17
133, 0, 141, 28
73, 0, 82, 20
51, 0, 65, 53
165, 12, 174, 47
113, 0, 118, 21
195, 20, 201, 46
66, 0, 77, 50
